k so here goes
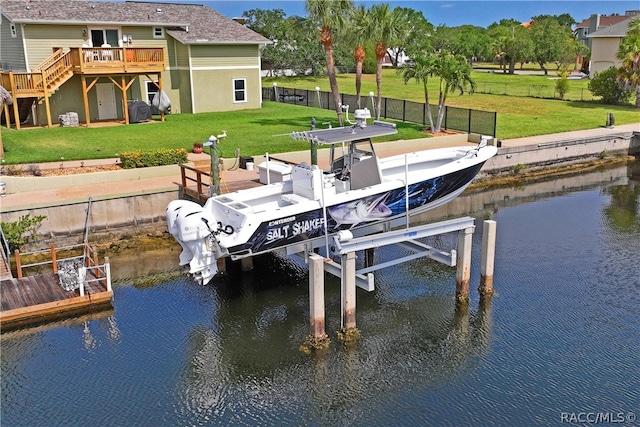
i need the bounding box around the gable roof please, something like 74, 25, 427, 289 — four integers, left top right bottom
587, 17, 632, 38
575, 14, 631, 29
0, 0, 271, 45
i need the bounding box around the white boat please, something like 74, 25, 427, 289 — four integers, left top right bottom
167, 110, 497, 284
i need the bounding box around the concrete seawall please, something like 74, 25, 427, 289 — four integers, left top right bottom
1, 126, 638, 245
480, 129, 640, 177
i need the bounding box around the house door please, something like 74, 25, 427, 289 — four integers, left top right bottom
96, 83, 117, 120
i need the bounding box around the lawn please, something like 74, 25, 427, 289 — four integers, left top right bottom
266, 69, 638, 139
0, 102, 428, 165
1, 68, 637, 165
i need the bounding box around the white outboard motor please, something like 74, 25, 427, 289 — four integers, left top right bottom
166, 200, 220, 284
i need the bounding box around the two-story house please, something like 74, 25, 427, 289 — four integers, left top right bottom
587, 15, 637, 76
0, 0, 270, 129
574, 10, 639, 75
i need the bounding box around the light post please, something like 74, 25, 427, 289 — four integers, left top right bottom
369, 91, 375, 117
273, 82, 278, 101
315, 86, 321, 108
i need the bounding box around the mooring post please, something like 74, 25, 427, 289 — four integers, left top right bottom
456, 226, 474, 304
341, 251, 357, 330
309, 253, 326, 339
479, 220, 496, 297
240, 256, 253, 272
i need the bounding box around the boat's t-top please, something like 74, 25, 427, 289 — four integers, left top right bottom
290, 107, 397, 185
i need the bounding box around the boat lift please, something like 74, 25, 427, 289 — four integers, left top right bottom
298, 215, 497, 348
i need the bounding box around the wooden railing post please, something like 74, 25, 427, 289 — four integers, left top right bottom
15, 250, 23, 279
50, 244, 58, 273
92, 246, 101, 278
181, 165, 187, 189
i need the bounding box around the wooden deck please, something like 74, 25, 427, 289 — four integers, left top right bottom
180, 164, 262, 203
0, 271, 113, 331
1, 244, 113, 332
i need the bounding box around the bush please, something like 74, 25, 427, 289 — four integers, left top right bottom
588, 67, 632, 105
119, 148, 189, 169
1, 214, 47, 252
555, 72, 570, 100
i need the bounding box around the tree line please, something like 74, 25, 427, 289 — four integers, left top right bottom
244, 1, 640, 127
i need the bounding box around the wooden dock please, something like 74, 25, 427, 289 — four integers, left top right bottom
0, 243, 113, 332
179, 163, 262, 203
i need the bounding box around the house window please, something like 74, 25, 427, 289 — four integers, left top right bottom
233, 78, 247, 103
145, 80, 159, 104
10, 24, 17, 38
90, 28, 120, 47
153, 27, 164, 39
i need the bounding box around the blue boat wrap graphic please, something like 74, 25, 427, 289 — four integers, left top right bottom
227, 162, 484, 255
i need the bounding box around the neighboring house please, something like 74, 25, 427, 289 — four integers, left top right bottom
587, 16, 635, 76
0, 0, 270, 129
574, 13, 634, 49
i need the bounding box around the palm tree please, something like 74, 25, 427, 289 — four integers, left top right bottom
346, 5, 370, 109
616, 17, 640, 108
400, 51, 476, 133
368, 4, 402, 120
400, 54, 437, 132
305, 0, 354, 125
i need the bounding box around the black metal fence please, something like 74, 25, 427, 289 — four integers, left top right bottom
262, 86, 497, 137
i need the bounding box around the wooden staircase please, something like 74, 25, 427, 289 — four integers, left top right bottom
1, 46, 166, 129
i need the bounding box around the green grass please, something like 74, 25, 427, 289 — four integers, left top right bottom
1, 68, 637, 165
267, 68, 638, 139
0, 102, 427, 165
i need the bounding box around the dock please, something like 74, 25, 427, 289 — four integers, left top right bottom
0, 243, 113, 332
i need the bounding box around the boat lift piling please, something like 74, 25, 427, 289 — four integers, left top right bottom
304, 217, 497, 347
478, 220, 497, 297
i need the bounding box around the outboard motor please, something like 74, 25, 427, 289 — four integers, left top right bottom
166, 200, 220, 284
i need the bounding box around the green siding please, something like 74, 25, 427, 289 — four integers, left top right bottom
1, 16, 26, 71
192, 69, 261, 112
190, 45, 259, 68
23, 24, 87, 69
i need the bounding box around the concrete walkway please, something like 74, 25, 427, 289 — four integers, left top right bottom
1, 123, 637, 212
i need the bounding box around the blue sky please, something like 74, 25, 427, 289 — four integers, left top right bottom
193, 0, 638, 27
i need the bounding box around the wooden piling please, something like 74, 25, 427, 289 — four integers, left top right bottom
341, 251, 357, 330
240, 256, 253, 272
479, 220, 496, 297
309, 254, 327, 339
455, 226, 474, 304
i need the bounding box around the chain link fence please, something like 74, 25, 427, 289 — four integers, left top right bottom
263, 86, 497, 137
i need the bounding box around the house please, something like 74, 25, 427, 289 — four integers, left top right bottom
574, 10, 639, 75
587, 14, 637, 76
574, 13, 634, 49
0, 0, 270, 129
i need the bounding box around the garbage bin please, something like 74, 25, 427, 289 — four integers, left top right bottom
240, 156, 254, 169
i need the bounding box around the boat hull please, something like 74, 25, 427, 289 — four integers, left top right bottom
226, 161, 485, 256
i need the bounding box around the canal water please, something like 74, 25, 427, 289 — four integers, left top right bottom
2, 161, 639, 426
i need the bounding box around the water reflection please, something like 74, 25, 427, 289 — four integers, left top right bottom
171, 252, 494, 424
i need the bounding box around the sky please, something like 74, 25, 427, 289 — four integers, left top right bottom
190, 0, 638, 28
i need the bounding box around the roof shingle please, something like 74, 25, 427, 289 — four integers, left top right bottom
0, 0, 270, 45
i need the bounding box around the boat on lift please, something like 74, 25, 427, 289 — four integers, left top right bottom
167, 108, 497, 284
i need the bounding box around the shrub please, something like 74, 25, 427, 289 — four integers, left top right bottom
1, 214, 47, 252
119, 148, 189, 169
555, 72, 570, 100
588, 67, 632, 105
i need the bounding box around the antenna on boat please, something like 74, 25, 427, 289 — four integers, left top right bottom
341, 104, 371, 130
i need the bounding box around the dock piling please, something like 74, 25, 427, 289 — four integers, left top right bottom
479, 220, 496, 297
455, 226, 475, 304
341, 251, 357, 332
